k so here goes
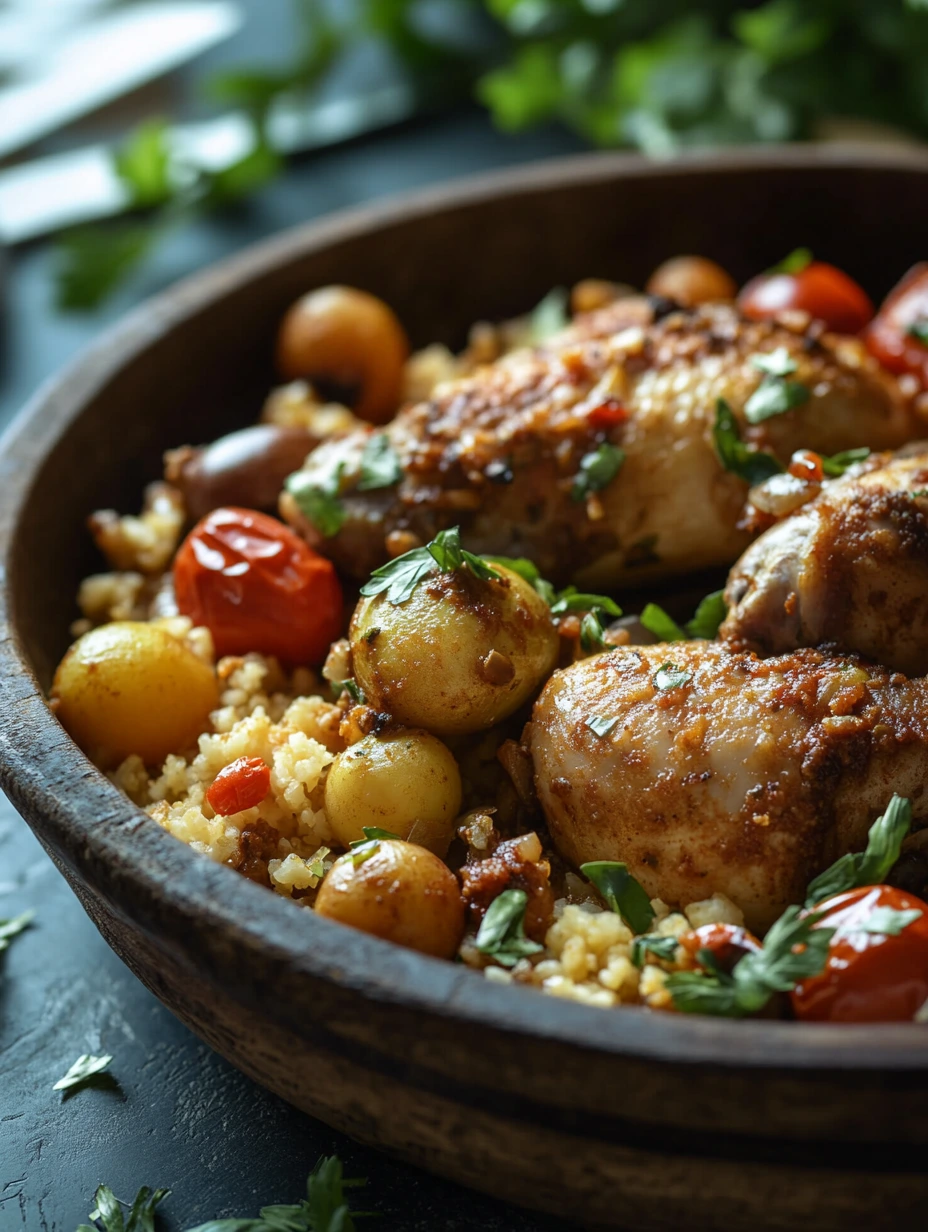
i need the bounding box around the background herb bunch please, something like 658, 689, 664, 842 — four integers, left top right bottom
59, 0, 928, 307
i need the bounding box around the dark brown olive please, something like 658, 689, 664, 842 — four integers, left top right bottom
166, 425, 316, 522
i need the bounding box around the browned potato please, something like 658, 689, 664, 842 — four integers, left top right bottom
315, 838, 465, 958
51, 621, 218, 768
645, 256, 737, 307
275, 286, 409, 424
324, 729, 462, 855
350, 563, 559, 737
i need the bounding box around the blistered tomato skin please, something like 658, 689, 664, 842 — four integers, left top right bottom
739, 262, 874, 335
865, 263, 928, 386
791, 885, 928, 1023
207, 756, 271, 816
173, 506, 343, 665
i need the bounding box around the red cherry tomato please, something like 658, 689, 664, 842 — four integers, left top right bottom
739, 260, 873, 334
791, 885, 928, 1023
787, 449, 824, 483
864, 262, 928, 386
174, 507, 342, 665
207, 756, 271, 816
679, 922, 761, 975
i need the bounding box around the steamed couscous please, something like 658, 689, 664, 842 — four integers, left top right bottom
50, 257, 928, 1023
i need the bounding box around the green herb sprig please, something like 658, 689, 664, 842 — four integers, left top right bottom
639, 589, 728, 644
360, 526, 501, 605
54, 1054, 114, 1095
580, 862, 655, 934
286, 458, 346, 539
713, 399, 784, 485
571, 443, 625, 502
358, 434, 402, 491
820, 447, 871, 477
475, 888, 544, 967
744, 349, 810, 424
630, 934, 681, 968
804, 794, 912, 907
653, 662, 692, 691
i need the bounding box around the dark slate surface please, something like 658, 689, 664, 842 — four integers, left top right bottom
0, 13, 585, 1226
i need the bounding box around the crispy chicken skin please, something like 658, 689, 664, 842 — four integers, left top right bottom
285, 300, 919, 588
531, 642, 928, 930
723, 446, 928, 676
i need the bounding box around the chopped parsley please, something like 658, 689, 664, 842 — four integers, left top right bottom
571, 442, 625, 502
79, 1183, 169, 1232
530, 286, 569, 342
630, 934, 680, 968
579, 611, 606, 651
821, 447, 870, 477
586, 715, 620, 738
640, 603, 686, 643
0, 909, 34, 954
666, 905, 834, 1017
348, 827, 402, 866
475, 888, 544, 967
332, 679, 366, 706
713, 399, 784, 484
768, 247, 812, 275
360, 526, 501, 606
481, 554, 557, 605
580, 861, 655, 934
745, 350, 810, 424
804, 794, 912, 907
357, 433, 402, 491
54, 1053, 113, 1094
685, 589, 727, 639
285, 460, 346, 539
550, 588, 622, 618
907, 318, 928, 346
653, 662, 691, 691
853, 907, 923, 937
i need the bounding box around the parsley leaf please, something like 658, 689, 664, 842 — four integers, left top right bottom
550, 588, 622, 618
586, 715, 620, 738
713, 399, 784, 484
0, 909, 34, 954
579, 611, 606, 651
357, 434, 402, 491
685, 589, 727, 639
530, 286, 570, 342
580, 862, 655, 934
54, 1053, 113, 1094
744, 373, 810, 424
768, 248, 813, 275
907, 319, 928, 346
820, 447, 871, 477
805, 795, 912, 907
853, 907, 923, 937
360, 546, 434, 604
475, 889, 544, 967
653, 662, 691, 691
285, 463, 346, 539
86, 1183, 170, 1232
640, 603, 686, 642
349, 827, 401, 847
571, 443, 625, 502
750, 347, 798, 378
427, 527, 502, 581
482, 555, 557, 605
630, 934, 681, 968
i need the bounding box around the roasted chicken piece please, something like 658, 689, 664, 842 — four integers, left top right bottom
531, 642, 928, 930
284, 300, 920, 588
723, 445, 928, 676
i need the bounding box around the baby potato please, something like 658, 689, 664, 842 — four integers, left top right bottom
325, 729, 461, 855
315, 838, 465, 958
350, 564, 559, 737
51, 621, 218, 768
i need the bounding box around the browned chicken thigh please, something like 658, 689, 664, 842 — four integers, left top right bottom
284, 300, 920, 588
531, 641, 928, 930
722, 445, 928, 675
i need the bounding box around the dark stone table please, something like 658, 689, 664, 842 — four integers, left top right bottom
0, 16, 585, 1227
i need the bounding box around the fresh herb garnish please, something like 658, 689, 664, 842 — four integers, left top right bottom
475, 888, 544, 967
805, 795, 912, 907
579, 611, 607, 651
745, 350, 810, 424
358, 433, 402, 491
54, 1053, 113, 1094
332, 679, 366, 705
685, 589, 727, 639
530, 286, 569, 342
0, 909, 34, 954
78, 1183, 170, 1232
349, 827, 401, 847
360, 526, 501, 605
713, 399, 784, 484
550, 588, 622, 618
586, 715, 620, 738
285, 462, 346, 539
630, 934, 680, 968
580, 861, 655, 934
821, 447, 870, 477
571, 443, 625, 502
907, 318, 928, 346
666, 905, 834, 1017
653, 662, 692, 691
853, 907, 923, 937
482, 554, 558, 604
640, 603, 686, 642
768, 248, 813, 275
911, 489, 928, 499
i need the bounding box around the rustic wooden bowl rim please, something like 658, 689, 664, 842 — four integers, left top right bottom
3, 144, 928, 1072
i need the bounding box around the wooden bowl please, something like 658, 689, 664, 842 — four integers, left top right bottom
2, 147, 928, 1231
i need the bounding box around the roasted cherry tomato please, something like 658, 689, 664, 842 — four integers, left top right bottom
173, 506, 342, 664
739, 257, 873, 334
791, 885, 928, 1023
787, 449, 824, 483
679, 922, 761, 976
207, 756, 271, 816
864, 263, 928, 386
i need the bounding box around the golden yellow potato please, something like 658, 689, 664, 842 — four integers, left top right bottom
315, 838, 464, 958
350, 563, 559, 737
324, 729, 461, 855
51, 621, 218, 768
644, 255, 737, 307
